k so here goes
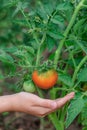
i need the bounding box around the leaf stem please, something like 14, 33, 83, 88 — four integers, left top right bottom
72, 55, 87, 82
36, 33, 46, 66
20, 8, 39, 45
48, 113, 64, 130
82, 4, 87, 8
53, 0, 86, 69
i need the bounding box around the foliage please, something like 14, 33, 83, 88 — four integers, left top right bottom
0, 0, 87, 130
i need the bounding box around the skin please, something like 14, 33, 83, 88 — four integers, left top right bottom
0, 92, 75, 117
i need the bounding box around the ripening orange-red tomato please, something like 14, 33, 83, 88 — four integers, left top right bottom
32, 69, 58, 89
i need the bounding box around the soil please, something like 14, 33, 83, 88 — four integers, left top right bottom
0, 112, 82, 130
0, 112, 54, 130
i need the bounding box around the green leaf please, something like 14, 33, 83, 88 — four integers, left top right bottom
47, 30, 64, 40
13, 46, 34, 65
73, 19, 86, 34
13, 50, 24, 58
56, 2, 72, 11
25, 46, 35, 55
0, 74, 4, 79
19, 45, 35, 55
0, 0, 18, 9
51, 15, 64, 25
59, 73, 74, 87
13, 19, 28, 27
37, 2, 55, 21
46, 36, 55, 51
80, 101, 87, 130
83, 126, 87, 130
47, 22, 64, 40
37, 3, 48, 21
12, 1, 28, 17
75, 40, 87, 54
3, 46, 18, 53
42, 2, 55, 16
16, 1, 28, 10
13, 45, 35, 58
78, 68, 87, 82
65, 95, 84, 128
0, 50, 14, 63
2, 112, 9, 116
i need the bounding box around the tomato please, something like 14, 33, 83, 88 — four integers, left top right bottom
32, 69, 58, 89
23, 81, 36, 93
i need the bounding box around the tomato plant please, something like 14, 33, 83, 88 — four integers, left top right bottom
0, 0, 87, 130
32, 69, 58, 89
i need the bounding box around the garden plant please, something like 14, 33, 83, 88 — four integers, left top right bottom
0, 0, 87, 130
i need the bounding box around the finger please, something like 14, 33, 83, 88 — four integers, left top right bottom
45, 92, 74, 114
33, 92, 74, 109
55, 92, 75, 109
40, 92, 74, 109
56, 92, 75, 102
34, 97, 57, 109
29, 106, 51, 117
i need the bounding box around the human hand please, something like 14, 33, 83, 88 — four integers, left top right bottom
10, 92, 75, 117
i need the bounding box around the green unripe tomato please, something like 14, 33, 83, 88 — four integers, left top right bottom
23, 81, 36, 93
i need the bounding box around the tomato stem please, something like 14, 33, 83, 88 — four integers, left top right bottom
72, 55, 87, 82
20, 8, 39, 45
53, 0, 86, 69
36, 32, 46, 67
48, 113, 64, 130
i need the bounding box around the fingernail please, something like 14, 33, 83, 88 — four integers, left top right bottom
68, 92, 75, 96
51, 102, 57, 109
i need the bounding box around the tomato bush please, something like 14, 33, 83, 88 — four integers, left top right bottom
0, 0, 87, 130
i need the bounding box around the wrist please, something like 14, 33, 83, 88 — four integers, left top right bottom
0, 93, 19, 113
0, 95, 12, 113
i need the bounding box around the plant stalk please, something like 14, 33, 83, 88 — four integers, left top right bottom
48, 113, 64, 130
53, 0, 86, 69
36, 32, 46, 66
72, 55, 87, 82
20, 8, 39, 45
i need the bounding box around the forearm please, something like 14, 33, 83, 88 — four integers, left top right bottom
0, 95, 15, 113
